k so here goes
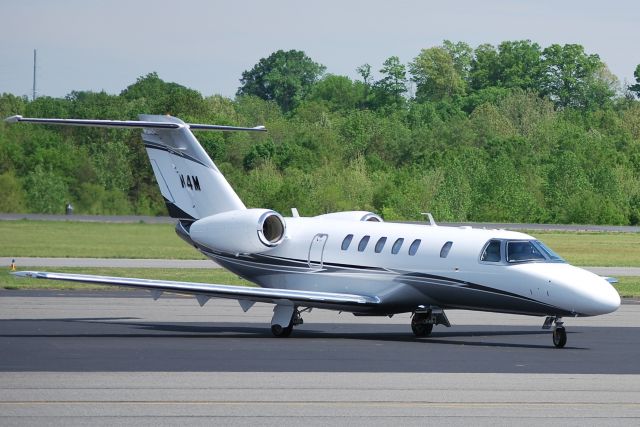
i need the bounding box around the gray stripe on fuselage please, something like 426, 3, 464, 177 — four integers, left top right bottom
202, 251, 574, 317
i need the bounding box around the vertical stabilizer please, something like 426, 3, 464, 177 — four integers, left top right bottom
139, 115, 245, 220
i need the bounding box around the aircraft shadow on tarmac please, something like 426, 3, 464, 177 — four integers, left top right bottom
0, 317, 584, 350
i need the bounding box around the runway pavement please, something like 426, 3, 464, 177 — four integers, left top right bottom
0, 291, 638, 425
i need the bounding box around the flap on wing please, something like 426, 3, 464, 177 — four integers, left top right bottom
12, 271, 379, 307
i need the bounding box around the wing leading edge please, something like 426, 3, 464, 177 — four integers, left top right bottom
12, 271, 380, 308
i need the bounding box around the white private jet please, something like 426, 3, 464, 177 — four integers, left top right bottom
6, 114, 621, 348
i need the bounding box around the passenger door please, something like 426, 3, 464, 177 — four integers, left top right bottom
308, 233, 328, 269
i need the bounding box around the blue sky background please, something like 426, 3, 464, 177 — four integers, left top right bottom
1, 0, 638, 99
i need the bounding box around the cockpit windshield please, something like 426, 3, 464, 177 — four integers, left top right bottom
481, 239, 566, 264
506, 241, 546, 263
506, 240, 566, 263
532, 240, 565, 262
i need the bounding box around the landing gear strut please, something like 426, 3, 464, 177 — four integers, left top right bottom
270, 305, 306, 337
543, 316, 567, 348
411, 306, 450, 337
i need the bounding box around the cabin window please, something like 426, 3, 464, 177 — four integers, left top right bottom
440, 241, 453, 258
391, 238, 404, 255
480, 239, 502, 262
358, 235, 370, 252
374, 237, 387, 253
408, 239, 421, 256
341, 234, 353, 250
506, 240, 546, 263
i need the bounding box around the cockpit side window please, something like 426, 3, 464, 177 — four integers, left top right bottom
481, 239, 502, 262
506, 240, 546, 263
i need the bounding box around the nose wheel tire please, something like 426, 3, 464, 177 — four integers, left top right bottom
552, 327, 567, 348
271, 324, 293, 338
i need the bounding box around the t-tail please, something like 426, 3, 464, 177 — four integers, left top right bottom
4, 114, 265, 222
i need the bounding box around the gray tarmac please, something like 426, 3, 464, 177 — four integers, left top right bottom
0, 291, 639, 425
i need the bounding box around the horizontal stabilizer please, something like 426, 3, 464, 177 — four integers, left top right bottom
12, 271, 380, 308
4, 115, 266, 132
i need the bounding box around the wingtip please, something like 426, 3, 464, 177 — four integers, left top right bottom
4, 115, 23, 124
11, 270, 38, 278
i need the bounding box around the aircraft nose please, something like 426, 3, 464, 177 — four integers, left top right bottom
588, 279, 621, 315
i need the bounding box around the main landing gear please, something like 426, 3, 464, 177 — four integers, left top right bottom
411, 306, 450, 337
270, 305, 306, 337
543, 316, 567, 348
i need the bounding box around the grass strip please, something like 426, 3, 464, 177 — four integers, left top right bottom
0, 220, 204, 259
528, 231, 640, 267
2, 267, 252, 290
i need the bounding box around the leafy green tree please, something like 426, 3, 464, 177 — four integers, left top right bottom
410, 47, 466, 101
471, 41, 543, 91
0, 172, 26, 212
0, 93, 27, 118
373, 56, 407, 107
541, 44, 613, 109
120, 72, 204, 116
237, 50, 326, 112
630, 64, 640, 98
470, 43, 500, 90
23, 166, 70, 214
356, 63, 374, 108
307, 75, 366, 111
442, 40, 473, 83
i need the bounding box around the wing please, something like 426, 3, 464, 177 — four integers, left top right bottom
12, 271, 380, 310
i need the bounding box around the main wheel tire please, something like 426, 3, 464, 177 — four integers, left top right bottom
552, 327, 567, 348
271, 324, 293, 338
411, 315, 434, 337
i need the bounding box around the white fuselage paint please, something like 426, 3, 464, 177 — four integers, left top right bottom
202, 217, 621, 318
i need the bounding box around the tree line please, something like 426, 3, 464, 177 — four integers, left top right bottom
1, 40, 640, 225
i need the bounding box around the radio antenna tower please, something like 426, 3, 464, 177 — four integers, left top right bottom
32, 49, 37, 101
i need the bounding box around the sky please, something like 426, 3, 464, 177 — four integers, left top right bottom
1, 0, 638, 99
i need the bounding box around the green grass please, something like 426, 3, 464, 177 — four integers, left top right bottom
2, 267, 252, 290
0, 220, 205, 259
611, 277, 640, 299
528, 231, 640, 267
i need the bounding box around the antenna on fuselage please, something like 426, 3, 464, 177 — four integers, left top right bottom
421, 212, 437, 226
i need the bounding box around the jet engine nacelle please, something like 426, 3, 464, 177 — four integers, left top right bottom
189, 209, 286, 254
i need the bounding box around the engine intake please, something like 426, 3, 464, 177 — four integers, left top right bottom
189, 209, 286, 254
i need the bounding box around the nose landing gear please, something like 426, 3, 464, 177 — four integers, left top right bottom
543, 316, 567, 348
